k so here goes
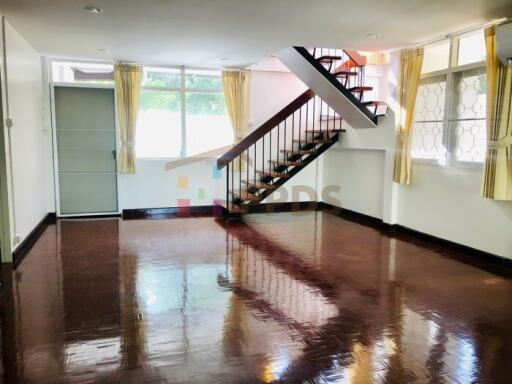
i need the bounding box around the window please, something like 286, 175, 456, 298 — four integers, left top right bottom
412, 31, 487, 167
411, 76, 448, 163
51, 61, 114, 84
186, 92, 232, 156
421, 41, 450, 74
457, 31, 486, 66
451, 67, 487, 163
51, 62, 233, 159
136, 68, 182, 158
136, 67, 232, 159
137, 89, 182, 158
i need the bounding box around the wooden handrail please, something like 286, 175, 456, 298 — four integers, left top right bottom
217, 89, 315, 169
344, 50, 367, 67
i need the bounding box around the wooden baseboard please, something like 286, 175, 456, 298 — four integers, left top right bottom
390, 223, 512, 274
11, 203, 512, 276
123, 205, 221, 220
12, 212, 56, 269
123, 202, 319, 220
60, 214, 121, 219
317, 202, 386, 229
319, 202, 512, 275
247, 201, 319, 214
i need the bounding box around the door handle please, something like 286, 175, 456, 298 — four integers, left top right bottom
112, 150, 117, 159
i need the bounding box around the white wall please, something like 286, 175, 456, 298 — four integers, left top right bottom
118, 67, 318, 209
322, 148, 385, 218
1, 19, 51, 260
318, 58, 398, 221
119, 159, 225, 209
398, 165, 512, 258
319, 51, 512, 259
251, 69, 321, 203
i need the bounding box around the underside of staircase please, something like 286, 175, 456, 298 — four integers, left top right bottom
217, 46, 388, 219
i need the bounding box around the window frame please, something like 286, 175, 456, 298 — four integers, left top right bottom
413, 33, 487, 170
139, 66, 229, 160
49, 60, 230, 161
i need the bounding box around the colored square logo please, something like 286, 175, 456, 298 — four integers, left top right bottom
177, 176, 189, 189
177, 199, 191, 217
212, 165, 222, 180
213, 199, 223, 217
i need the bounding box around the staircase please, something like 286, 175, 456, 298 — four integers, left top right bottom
277, 47, 388, 128
217, 47, 388, 218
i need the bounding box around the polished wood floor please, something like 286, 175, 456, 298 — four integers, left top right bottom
1, 211, 511, 383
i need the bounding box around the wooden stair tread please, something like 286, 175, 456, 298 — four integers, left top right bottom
216, 200, 241, 213
227, 205, 241, 213
305, 129, 343, 133
280, 149, 316, 155
256, 170, 290, 178
363, 101, 387, 106
293, 139, 332, 144
333, 70, 357, 77
317, 55, 342, 63
345, 61, 365, 68
232, 190, 260, 202
349, 86, 373, 92
319, 115, 342, 121
268, 160, 304, 167
242, 180, 277, 190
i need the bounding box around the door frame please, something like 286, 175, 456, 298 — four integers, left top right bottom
50, 82, 121, 217
0, 16, 13, 261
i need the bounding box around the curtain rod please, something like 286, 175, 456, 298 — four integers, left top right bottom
409, 18, 510, 48
47, 56, 250, 72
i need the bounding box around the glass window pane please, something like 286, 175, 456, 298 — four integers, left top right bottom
185, 92, 233, 157
457, 31, 486, 66
451, 67, 487, 163
452, 120, 486, 163
412, 76, 447, 163
452, 68, 486, 120
185, 69, 223, 90
52, 61, 114, 84
422, 41, 450, 74
136, 90, 182, 158
143, 67, 181, 88
411, 122, 447, 163
414, 76, 447, 122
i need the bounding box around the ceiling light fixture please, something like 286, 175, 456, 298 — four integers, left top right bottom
84, 6, 104, 14
96, 48, 108, 53
221, 57, 229, 61
367, 33, 382, 39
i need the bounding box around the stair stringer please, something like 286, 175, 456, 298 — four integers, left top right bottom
241, 132, 342, 212
276, 47, 378, 129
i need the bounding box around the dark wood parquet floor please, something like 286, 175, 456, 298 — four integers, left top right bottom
1, 211, 511, 383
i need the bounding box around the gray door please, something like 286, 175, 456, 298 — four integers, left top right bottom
54, 86, 118, 215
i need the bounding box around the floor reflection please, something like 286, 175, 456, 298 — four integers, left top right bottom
1, 212, 512, 383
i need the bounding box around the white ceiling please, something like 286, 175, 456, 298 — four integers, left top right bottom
1, 0, 511, 68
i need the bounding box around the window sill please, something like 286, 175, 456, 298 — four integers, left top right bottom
137, 157, 182, 161
411, 161, 483, 173
137, 155, 222, 162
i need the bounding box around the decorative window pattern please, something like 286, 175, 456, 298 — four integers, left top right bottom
412, 77, 447, 162
412, 31, 487, 167
451, 68, 487, 163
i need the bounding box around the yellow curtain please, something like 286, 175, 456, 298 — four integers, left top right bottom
481, 25, 512, 201
115, 64, 142, 174
222, 71, 251, 171
393, 48, 424, 184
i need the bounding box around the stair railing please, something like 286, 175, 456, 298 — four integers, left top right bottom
310, 47, 366, 90
295, 46, 387, 120
217, 89, 342, 214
